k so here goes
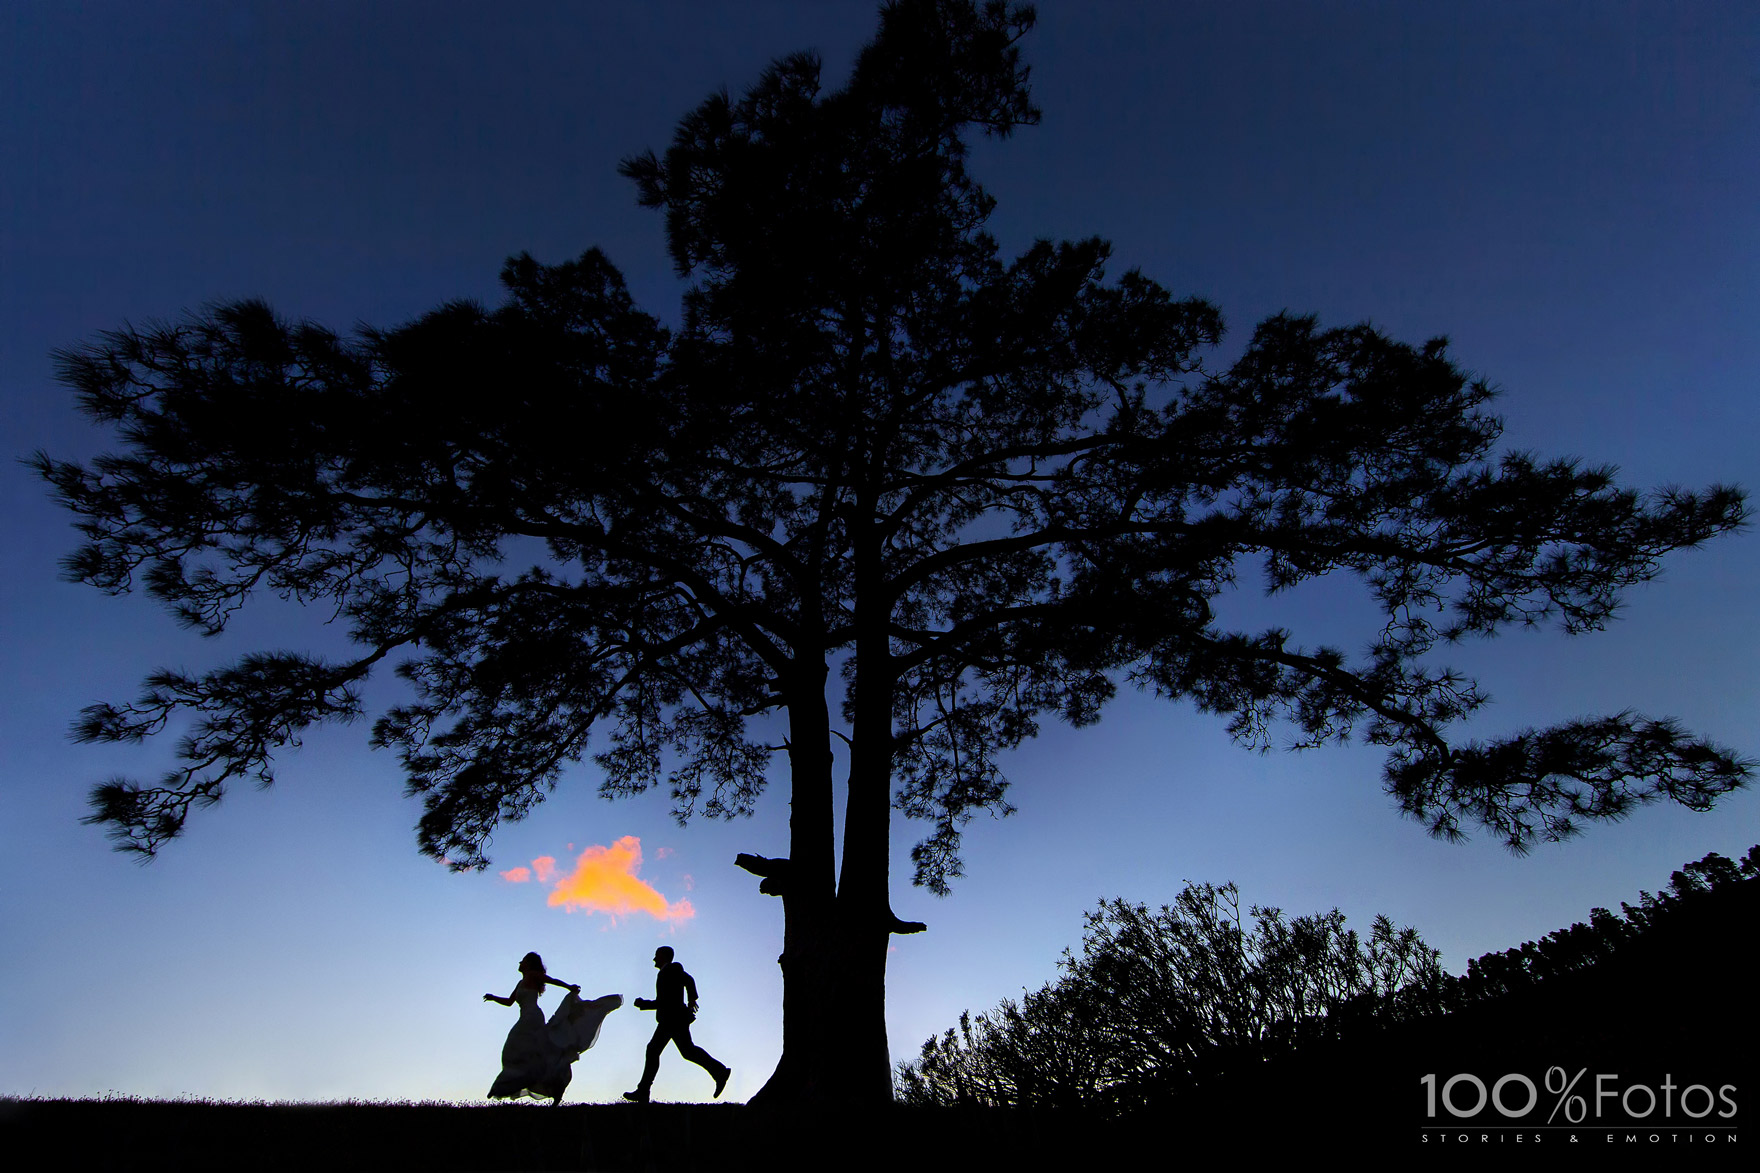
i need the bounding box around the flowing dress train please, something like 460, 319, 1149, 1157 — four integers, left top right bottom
488, 987, 622, 1101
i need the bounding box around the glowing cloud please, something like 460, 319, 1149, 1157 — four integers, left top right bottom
502, 836, 694, 923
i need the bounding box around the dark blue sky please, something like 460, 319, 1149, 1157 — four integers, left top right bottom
4, 1, 1757, 1102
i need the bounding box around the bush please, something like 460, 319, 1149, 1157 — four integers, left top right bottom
896, 881, 1442, 1113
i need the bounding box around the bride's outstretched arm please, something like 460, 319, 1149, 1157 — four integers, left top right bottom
544, 976, 582, 993
483, 987, 517, 1006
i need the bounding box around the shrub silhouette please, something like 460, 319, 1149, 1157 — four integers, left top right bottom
897, 880, 1441, 1112
901, 846, 1758, 1115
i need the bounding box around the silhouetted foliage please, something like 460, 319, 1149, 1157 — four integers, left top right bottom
901, 847, 1760, 1115
896, 881, 1442, 1112
39, 0, 1749, 1103
1441, 845, 1760, 1006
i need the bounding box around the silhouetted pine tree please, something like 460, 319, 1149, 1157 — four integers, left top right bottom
41, 0, 1749, 1104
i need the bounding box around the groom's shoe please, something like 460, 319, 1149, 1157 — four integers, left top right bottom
622, 1089, 649, 1103
712, 1066, 731, 1099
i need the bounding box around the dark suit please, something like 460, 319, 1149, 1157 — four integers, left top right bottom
636, 960, 727, 1093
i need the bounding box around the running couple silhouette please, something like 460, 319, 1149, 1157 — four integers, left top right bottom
484, 947, 728, 1105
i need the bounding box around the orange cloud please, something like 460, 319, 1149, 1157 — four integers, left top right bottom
523, 837, 694, 924
500, 866, 532, 883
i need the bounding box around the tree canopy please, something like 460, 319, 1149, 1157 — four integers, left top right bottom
38, 0, 1749, 1102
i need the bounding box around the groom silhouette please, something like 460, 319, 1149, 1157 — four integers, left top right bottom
623, 946, 731, 1102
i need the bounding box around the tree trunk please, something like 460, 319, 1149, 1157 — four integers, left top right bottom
749, 666, 839, 1105
836, 688, 898, 1104
750, 609, 903, 1106
829, 517, 906, 1104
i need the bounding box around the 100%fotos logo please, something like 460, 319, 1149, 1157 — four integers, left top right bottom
1422, 1067, 1737, 1123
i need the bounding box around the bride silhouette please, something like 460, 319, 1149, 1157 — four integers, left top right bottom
484, 951, 622, 1104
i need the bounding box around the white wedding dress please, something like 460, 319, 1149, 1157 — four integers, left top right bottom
488, 987, 622, 1101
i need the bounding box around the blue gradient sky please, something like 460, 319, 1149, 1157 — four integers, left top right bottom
4, 2, 1757, 1105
